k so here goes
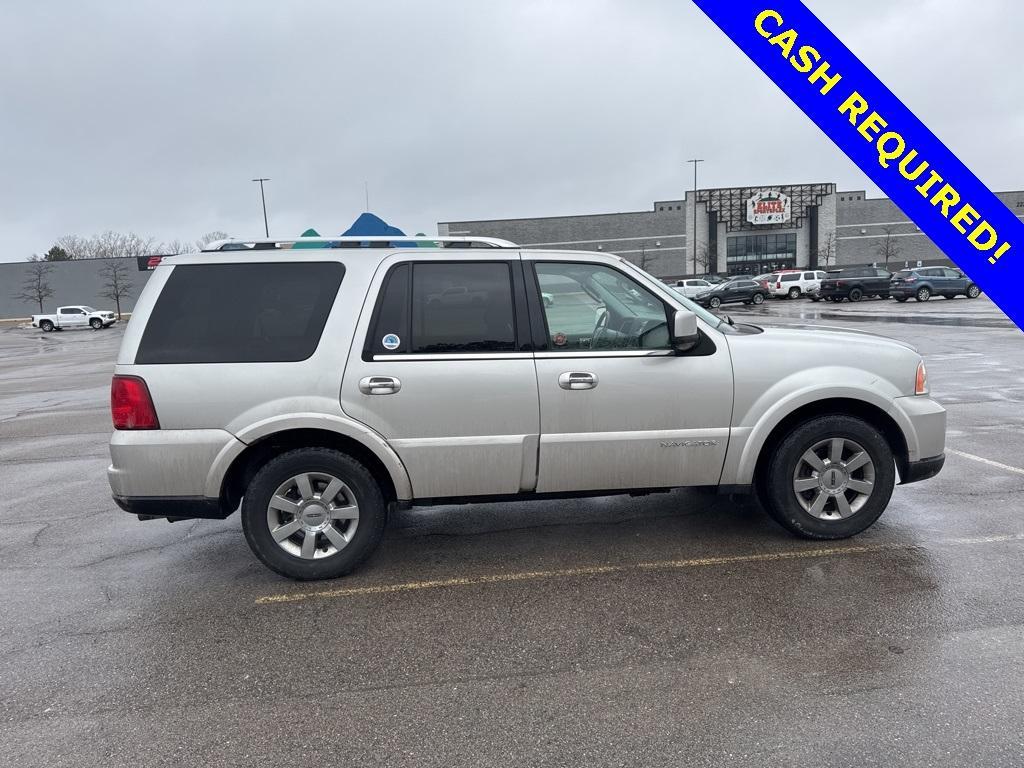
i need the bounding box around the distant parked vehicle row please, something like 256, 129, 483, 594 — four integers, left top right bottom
31, 306, 117, 332
668, 265, 981, 308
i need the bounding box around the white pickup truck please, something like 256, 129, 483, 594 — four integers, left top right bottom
31, 306, 117, 332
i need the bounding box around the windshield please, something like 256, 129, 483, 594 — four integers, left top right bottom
81, 306, 96, 312
618, 259, 724, 330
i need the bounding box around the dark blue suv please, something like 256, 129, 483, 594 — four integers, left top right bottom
890, 267, 981, 302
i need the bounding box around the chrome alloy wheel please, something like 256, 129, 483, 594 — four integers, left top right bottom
792, 438, 875, 520
265, 472, 359, 559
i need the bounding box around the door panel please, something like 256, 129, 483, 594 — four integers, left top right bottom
341, 256, 540, 499
529, 259, 732, 493
533, 354, 732, 492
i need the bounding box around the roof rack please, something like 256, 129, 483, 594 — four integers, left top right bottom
202, 235, 517, 251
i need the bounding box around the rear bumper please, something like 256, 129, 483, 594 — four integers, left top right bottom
901, 454, 945, 485
108, 428, 242, 498
113, 495, 230, 521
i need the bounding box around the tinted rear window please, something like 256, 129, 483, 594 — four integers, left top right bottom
136, 262, 344, 364
894, 270, 914, 278
781, 273, 799, 282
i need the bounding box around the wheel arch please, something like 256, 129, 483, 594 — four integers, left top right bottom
751, 398, 909, 493
211, 417, 413, 513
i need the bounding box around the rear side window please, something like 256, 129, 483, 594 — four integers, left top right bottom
136, 262, 344, 364
368, 262, 516, 355
781, 273, 799, 282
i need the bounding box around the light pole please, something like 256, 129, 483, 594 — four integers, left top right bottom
686, 159, 704, 274
252, 178, 270, 237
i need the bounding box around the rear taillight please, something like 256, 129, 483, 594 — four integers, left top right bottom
111, 375, 160, 430
836, 280, 846, 286
775, 281, 781, 288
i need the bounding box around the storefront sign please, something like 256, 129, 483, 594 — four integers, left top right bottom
746, 190, 791, 225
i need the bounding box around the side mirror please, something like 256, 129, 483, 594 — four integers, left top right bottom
672, 309, 699, 353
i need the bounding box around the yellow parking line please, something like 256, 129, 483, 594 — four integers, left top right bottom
254, 532, 1024, 605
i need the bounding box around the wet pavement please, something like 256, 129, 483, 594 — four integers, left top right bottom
1, 298, 1023, 767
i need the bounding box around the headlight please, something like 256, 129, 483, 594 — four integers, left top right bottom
915, 360, 928, 395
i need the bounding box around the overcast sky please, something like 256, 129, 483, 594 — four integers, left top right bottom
1, 0, 1020, 261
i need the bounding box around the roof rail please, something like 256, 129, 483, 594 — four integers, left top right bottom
202, 235, 517, 251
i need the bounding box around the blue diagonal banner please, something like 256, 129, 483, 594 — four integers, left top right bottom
691, 1, 1023, 331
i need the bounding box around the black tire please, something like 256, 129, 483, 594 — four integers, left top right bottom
760, 415, 896, 539
709, 296, 722, 309
787, 287, 800, 299
241, 448, 387, 580
751, 293, 765, 305
89, 318, 102, 330
848, 288, 863, 302
39, 320, 54, 332
915, 286, 931, 302
895, 297, 908, 303
966, 284, 981, 299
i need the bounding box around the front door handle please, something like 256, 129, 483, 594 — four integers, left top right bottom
359, 376, 401, 395
558, 371, 598, 390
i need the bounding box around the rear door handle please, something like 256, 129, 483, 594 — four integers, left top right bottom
359, 376, 401, 395
558, 371, 598, 390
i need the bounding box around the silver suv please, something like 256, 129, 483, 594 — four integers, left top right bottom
108, 236, 946, 580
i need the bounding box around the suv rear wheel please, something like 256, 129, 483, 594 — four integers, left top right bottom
966, 284, 981, 299
787, 287, 800, 299
241, 448, 387, 580
761, 415, 895, 539
848, 288, 863, 302
915, 286, 931, 302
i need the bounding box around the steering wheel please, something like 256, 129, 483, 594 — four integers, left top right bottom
591, 309, 610, 349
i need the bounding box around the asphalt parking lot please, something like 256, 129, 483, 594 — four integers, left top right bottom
2, 297, 1023, 768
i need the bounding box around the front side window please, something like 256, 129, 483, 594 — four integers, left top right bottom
534, 262, 670, 351
368, 262, 516, 355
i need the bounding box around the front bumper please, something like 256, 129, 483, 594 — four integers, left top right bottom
901, 454, 945, 484
890, 395, 946, 483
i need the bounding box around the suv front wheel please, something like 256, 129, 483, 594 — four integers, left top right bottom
241, 448, 387, 580
761, 415, 895, 539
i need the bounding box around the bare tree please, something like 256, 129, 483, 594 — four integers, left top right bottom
54, 234, 92, 259
13, 262, 55, 313
694, 243, 713, 275
874, 226, 902, 267
54, 232, 157, 260
632, 243, 662, 275
159, 239, 196, 255
816, 231, 836, 268
98, 260, 134, 319
195, 231, 229, 250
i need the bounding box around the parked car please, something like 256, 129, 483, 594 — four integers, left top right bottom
818, 267, 892, 302
693, 279, 767, 309
31, 305, 117, 332
889, 267, 981, 302
108, 235, 945, 580
673, 278, 714, 298
769, 270, 828, 299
